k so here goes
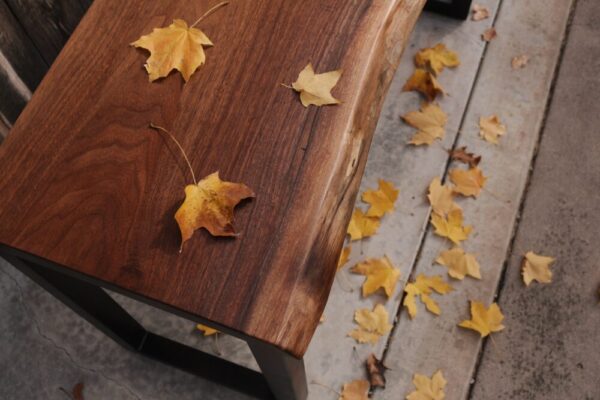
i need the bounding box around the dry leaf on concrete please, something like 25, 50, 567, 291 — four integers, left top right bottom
339, 380, 369, 400
512, 54, 530, 69
459, 301, 505, 337
415, 43, 460, 75
362, 179, 399, 217
403, 69, 446, 101
522, 251, 555, 286
406, 370, 447, 400
449, 167, 487, 198
352, 256, 401, 298
403, 103, 448, 146
472, 4, 490, 21
436, 247, 481, 280
479, 115, 506, 144
403, 274, 453, 318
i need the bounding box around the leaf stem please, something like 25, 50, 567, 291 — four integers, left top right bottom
149, 123, 197, 185
191, 1, 229, 28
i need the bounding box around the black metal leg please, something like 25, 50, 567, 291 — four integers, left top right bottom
3, 255, 275, 399
425, 0, 473, 20
249, 341, 308, 400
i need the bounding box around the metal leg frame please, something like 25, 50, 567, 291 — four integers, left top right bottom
425, 0, 473, 19
4, 255, 308, 400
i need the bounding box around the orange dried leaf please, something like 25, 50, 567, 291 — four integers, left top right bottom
403, 103, 448, 146
132, 19, 214, 82
459, 301, 505, 337
431, 209, 472, 245
512, 54, 529, 69
339, 380, 369, 400
427, 177, 459, 217
175, 172, 255, 250
449, 146, 481, 168
472, 4, 490, 21
436, 247, 481, 280
407, 370, 447, 400
403, 274, 453, 319
291, 63, 342, 107
367, 354, 387, 389
449, 167, 487, 198
348, 304, 392, 344
522, 251, 555, 286
403, 69, 445, 101
482, 27, 497, 42
196, 324, 219, 336
362, 179, 399, 217
415, 43, 460, 75
479, 115, 506, 144
352, 256, 401, 298
347, 208, 380, 241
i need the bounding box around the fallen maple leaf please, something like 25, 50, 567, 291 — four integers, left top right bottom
352, 256, 401, 298
403, 103, 448, 146
347, 208, 380, 241
427, 177, 458, 217
175, 172, 255, 249
511, 54, 529, 69
459, 301, 505, 337
472, 4, 490, 21
415, 44, 460, 76
406, 370, 446, 400
291, 63, 342, 107
339, 380, 369, 400
337, 246, 352, 271
522, 251, 555, 286
482, 27, 497, 42
449, 167, 487, 198
436, 247, 481, 280
132, 2, 228, 82
362, 179, 399, 217
448, 146, 481, 168
150, 124, 255, 250
479, 115, 506, 144
196, 324, 219, 336
431, 209, 472, 245
349, 304, 392, 344
403, 274, 453, 318
366, 353, 387, 389
403, 69, 445, 101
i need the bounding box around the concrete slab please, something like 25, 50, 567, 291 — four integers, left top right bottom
470, 0, 600, 398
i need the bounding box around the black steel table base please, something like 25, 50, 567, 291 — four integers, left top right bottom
2, 253, 308, 400
425, 0, 473, 19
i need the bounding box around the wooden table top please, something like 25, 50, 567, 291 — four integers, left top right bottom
0, 0, 423, 357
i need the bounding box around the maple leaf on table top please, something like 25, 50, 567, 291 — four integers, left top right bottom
351, 256, 401, 298
522, 251, 555, 286
403, 103, 448, 146
459, 301, 505, 337
362, 179, 399, 217
427, 177, 459, 217
431, 209, 472, 245
415, 43, 460, 76
436, 247, 481, 280
348, 304, 392, 344
131, 2, 228, 82
347, 208, 380, 241
449, 166, 487, 198
403, 69, 446, 102
291, 63, 342, 107
403, 274, 453, 319
339, 380, 369, 400
406, 370, 447, 400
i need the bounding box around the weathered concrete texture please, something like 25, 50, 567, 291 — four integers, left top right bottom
470, 0, 600, 399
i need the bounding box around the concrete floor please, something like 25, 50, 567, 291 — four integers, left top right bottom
1, 0, 599, 399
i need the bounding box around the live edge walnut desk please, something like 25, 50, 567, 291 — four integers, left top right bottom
0, 1, 426, 399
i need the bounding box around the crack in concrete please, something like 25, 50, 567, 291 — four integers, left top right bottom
0, 267, 143, 400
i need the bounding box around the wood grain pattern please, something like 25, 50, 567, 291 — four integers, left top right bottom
4, 0, 92, 64
0, 0, 424, 357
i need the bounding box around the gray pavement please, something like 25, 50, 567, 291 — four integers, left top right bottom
469, 0, 600, 398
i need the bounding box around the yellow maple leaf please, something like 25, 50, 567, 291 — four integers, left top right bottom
403, 69, 445, 101
196, 324, 219, 336
175, 172, 255, 250
403, 103, 448, 146
291, 63, 342, 107
339, 380, 369, 400
436, 247, 481, 280
415, 43, 460, 75
427, 177, 459, 216
522, 251, 555, 286
431, 209, 472, 245
347, 208, 380, 241
348, 304, 392, 344
459, 301, 505, 337
403, 274, 453, 318
479, 115, 506, 144
406, 370, 447, 400
132, 19, 214, 82
449, 167, 487, 198
362, 179, 399, 217
352, 256, 401, 298
337, 246, 352, 271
